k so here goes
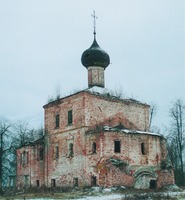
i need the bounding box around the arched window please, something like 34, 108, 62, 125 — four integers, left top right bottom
92, 142, 96, 154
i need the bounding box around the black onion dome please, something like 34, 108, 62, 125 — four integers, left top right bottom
81, 38, 110, 69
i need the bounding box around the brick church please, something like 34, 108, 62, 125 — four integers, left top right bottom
16, 23, 174, 189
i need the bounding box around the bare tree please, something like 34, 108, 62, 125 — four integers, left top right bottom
167, 99, 185, 186
0, 120, 12, 193
10, 122, 44, 175
0, 119, 44, 193
149, 103, 157, 130
12, 121, 35, 148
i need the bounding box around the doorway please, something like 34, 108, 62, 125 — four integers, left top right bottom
150, 179, 157, 189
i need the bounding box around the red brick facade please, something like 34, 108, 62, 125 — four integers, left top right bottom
16, 89, 174, 189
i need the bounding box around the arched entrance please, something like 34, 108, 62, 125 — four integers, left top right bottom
134, 170, 157, 189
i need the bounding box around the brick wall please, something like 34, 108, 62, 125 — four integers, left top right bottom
16, 144, 44, 189
83, 92, 150, 131
44, 91, 150, 135
16, 91, 174, 189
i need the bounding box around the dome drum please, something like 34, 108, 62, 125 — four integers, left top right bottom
81, 36, 110, 88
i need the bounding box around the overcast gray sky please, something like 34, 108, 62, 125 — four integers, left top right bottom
0, 0, 184, 132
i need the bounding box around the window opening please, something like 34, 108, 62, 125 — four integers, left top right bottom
23, 151, 26, 164
114, 141, 121, 153
141, 142, 146, 155
36, 180, 40, 187
33, 147, 36, 158
22, 151, 28, 165
52, 146, 54, 159
91, 176, 97, 186
73, 177, 78, 187
69, 143, 74, 157
39, 148, 44, 160
55, 146, 59, 160
9, 176, 15, 188
68, 110, 73, 125
150, 180, 157, 189
20, 154, 22, 165
24, 175, 29, 188
51, 179, 56, 187
55, 114, 60, 128
92, 142, 96, 154
26, 152, 28, 164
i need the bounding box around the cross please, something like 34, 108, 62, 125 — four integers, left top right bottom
91, 10, 98, 36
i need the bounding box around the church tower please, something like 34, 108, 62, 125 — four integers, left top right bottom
81, 12, 110, 88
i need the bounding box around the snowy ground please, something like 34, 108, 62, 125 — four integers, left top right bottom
18, 194, 122, 200
3, 186, 185, 200
10, 191, 185, 200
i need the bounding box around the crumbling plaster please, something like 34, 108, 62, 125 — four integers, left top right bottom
16, 91, 174, 189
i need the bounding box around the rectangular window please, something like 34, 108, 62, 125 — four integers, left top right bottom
22, 151, 28, 165
55, 146, 59, 160
33, 147, 37, 158
51, 179, 56, 187
20, 154, 22, 165
114, 141, 121, 153
9, 176, 15, 187
73, 177, 78, 187
24, 175, 29, 188
92, 142, 96, 154
68, 110, 73, 125
150, 180, 157, 189
26, 152, 28, 164
91, 176, 97, 186
39, 148, 44, 160
69, 143, 74, 157
36, 180, 40, 187
55, 114, 60, 128
141, 142, 146, 155
52, 146, 55, 160
22, 152, 25, 165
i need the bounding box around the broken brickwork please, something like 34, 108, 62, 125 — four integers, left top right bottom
16, 89, 174, 189
16, 139, 45, 189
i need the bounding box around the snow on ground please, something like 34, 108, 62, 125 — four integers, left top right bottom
14, 195, 122, 200
12, 186, 185, 200
13, 191, 185, 200
70, 194, 122, 200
